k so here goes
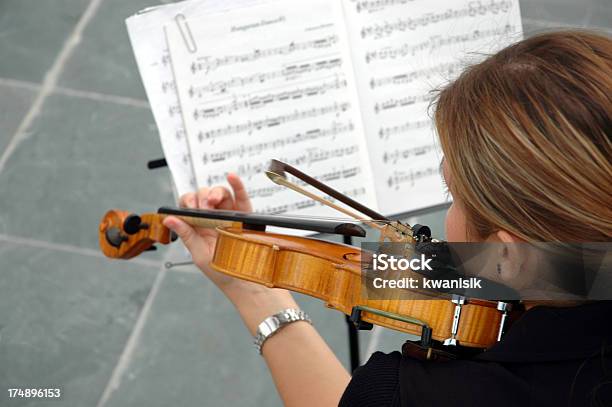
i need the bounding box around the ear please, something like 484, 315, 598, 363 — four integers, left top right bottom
495, 230, 526, 284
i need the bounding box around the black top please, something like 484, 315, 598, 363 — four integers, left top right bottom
339, 302, 612, 407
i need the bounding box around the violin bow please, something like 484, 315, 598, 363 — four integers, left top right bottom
266, 159, 418, 242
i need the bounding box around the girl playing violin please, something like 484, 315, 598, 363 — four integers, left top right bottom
162, 30, 612, 406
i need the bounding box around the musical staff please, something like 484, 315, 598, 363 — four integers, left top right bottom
365, 25, 515, 63
369, 62, 463, 89
378, 120, 432, 140
193, 76, 347, 119
261, 187, 367, 215
188, 57, 343, 96
196, 102, 351, 141
206, 161, 363, 185
354, 0, 416, 14
247, 185, 284, 199
382, 144, 437, 164
374, 93, 433, 114
201, 121, 355, 163
387, 167, 439, 189
190, 36, 339, 73
360, 1, 512, 39
247, 179, 368, 201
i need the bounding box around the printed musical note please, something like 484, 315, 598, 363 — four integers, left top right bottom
161, 80, 176, 93
161, 51, 171, 67
167, 104, 181, 117
175, 128, 186, 140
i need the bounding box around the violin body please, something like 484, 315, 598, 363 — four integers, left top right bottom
211, 227, 505, 348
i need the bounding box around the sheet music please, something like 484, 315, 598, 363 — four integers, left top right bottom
166, 0, 379, 217
341, 0, 523, 215
126, 0, 260, 197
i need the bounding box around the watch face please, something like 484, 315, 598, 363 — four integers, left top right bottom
258, 317, 279, 337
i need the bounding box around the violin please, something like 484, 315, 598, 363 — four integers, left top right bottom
99, 160, 515, 355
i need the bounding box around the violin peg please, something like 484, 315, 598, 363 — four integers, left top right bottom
124, 214, 150, 235
99, 209, 170, 259
105, 227, 129, 248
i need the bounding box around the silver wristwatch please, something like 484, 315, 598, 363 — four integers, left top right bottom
254, 308, 311, 354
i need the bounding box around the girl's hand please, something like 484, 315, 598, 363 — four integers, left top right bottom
162, 173, 262, 293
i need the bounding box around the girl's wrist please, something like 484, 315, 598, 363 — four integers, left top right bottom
222, 283, 298, 335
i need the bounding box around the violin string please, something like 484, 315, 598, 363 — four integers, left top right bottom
252, 212, 399, 224
251, 213, 414, 236
178, 209, 401, 224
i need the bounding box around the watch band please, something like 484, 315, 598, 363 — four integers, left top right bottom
254, 308, 312, 354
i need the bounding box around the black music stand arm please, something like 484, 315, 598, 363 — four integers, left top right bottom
343, 234, 361, 372
147, 158, 168, 169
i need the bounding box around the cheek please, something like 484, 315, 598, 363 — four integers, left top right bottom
445, 202, 468, 242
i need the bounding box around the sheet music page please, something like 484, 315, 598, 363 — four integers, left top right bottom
341, 0, 523, 215
126, 0, 260, 197
166, 0, 379, 217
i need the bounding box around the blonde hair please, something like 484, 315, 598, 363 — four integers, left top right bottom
434, 30, 612, 242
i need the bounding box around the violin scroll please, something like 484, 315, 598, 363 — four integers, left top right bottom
99, 210, 174, 259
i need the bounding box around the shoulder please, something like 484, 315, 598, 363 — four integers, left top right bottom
397, 355, 529, 406
339, 351, 402, 407
340, 350, 529, 407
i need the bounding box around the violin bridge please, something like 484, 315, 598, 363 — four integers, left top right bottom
378, 222, 415, 244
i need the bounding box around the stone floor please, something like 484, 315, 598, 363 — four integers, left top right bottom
0, 0, 609, 406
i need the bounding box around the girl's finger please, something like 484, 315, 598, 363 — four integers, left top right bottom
227, 173, 252, 212
179, 192, 197, 208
